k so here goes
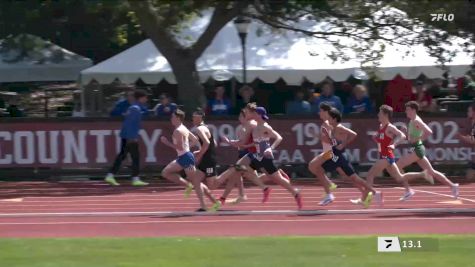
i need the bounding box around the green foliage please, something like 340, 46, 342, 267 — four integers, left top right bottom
0, 0, 144, 63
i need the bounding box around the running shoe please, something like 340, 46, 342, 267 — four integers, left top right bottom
319, 194, 335, 206
451, 183, 459, 199
219, 196, 226, 205
374, 191, 384, 206
184, 183, 193, 198
131, 178, 149, 186
423, 170, 435, 184
262, 187, 272, 203
350, 198, 362, 205
105, 174, 120, 186
295, 191, 303, 210
329, 182, 338, 192
209, 201, 221, 212
362, 192, 373, 208
399, 189, 415, 201
227, 195, 248, 204
195, 208, 207, 212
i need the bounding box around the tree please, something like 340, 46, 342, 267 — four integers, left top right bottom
0, 0, 144, 63
129, 0, 474, 112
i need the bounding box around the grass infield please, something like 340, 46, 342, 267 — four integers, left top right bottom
0, 235, 474, 267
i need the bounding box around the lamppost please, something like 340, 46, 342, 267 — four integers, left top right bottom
234, 16, 251, 84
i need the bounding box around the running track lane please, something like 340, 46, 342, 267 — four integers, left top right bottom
0, 180, 474, 237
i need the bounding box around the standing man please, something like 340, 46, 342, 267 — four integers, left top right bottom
105, 90, 149, 186
397, 101, 459, 199
110, 91, 149, 117
363, 105, 432, 202
458, 102, 475, 181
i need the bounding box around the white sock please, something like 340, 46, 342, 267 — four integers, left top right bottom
106, 173, 114, 178
132, 176, 140, 182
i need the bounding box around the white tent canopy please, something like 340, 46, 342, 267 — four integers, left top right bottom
0, 34, 93, 83
81, 9, 473, 86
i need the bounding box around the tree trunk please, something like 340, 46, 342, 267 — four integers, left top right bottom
169, 57, 206, 115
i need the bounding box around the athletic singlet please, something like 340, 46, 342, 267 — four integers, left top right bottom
321, 122, 334, 152
253, 136, 273, 160
196, 124, 217, 163
376, 124, 395, 158
173, 124, 190, 156
408, 120, 423, 142
246, 132, 257, 153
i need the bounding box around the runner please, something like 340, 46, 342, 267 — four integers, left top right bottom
219, 109, 250, 204
308, 102, 338, 205
397, 101, 459, 199
360, 105, 432, 203
313, 108, 377, 208
221, 108, 292, 204
241, 104, 303, 209
160, 109, 209, 211
105, 89, 149, 186
190, 108, 227, 211
457, 102, 475, 181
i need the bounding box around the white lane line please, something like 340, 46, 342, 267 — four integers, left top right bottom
0, 207, 474, 218
1, 198, 471, 207
0, 217, 474, 226
0, 203, 469, 212
396, 187, 475, 203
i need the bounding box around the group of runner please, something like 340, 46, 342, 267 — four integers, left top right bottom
105, 89, 474, 211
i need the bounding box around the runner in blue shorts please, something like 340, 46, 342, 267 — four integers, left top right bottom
160, 109, 214, 212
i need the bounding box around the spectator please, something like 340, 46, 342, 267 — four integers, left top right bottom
428, 78, 444, 99
110, 91, 149, 117
286, 89, 312, 115
384, 75, 413, 112
235, 85, 257, 113
6, 99, 24, 117
410, 80, 433, 112
345, 85, 373, 114
207, 86, 232, 115
311, 82, 344, 113
460, 75, 475, 100
154, 93, 177, 117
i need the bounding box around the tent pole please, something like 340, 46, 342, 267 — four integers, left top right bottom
80, 84, 86, 115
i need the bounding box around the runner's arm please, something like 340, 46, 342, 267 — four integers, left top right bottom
266, 125, 283, 150
415, 120, 433, 141
194, 127, 209, 160
337, 125, 357, 149
160, 130, 182, 151
458, 134, 475, 145
388, 124, 406, 147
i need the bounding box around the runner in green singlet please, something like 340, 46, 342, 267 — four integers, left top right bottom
396, 101, 459, 201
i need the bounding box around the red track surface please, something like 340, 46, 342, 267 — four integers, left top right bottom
1, 179, 474, 237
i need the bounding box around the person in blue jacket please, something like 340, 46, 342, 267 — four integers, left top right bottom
110, 91, 149, 117
105, 90, 149, 186
154, 93, 177, 117
345, 84, 374, 114
312, 82, 344, 113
